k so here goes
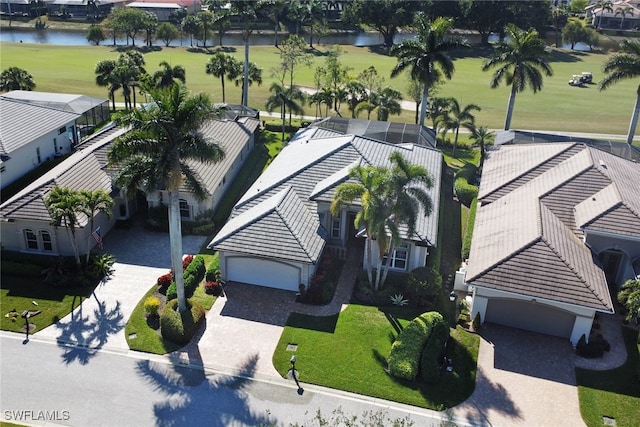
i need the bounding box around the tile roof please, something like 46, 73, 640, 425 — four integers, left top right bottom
467, 143, 640, 312
211, 128, 443, 258
1, 91, 107, 114
210, 187, 327, 263
0, 98, 79, 156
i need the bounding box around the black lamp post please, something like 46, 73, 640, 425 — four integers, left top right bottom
290, 355, 304, 395
449, 291, 457, 327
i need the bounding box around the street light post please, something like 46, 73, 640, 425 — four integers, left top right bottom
290, 355, 304, 395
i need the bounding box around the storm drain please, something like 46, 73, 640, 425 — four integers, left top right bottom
286, 343, 298, 352
603, 416, 616, 426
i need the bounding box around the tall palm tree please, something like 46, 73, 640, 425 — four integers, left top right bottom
371, 86, 402, 121
618, 279, 640, 322
438, 98, 481, 156
427, 96, 450, 137
206, 53, 240, 103
600, 39, 640, 145
0, 66, 36, 91
354, 100, 376, 120
79, 189, 114, 264
390, 14, 467, 127
344, 80, 367, 119
265, 82, 305, 139
595, 0, 614, 29
108, 84, 225, 313
615, 6, 634, 30
230, 0, 263, 106
258, 0, 285, 47
482, 23, 553, 130
95, 59, 118, 111
153, 61, 186, 88
45, 187, 84, 268
467, 125, 494, 165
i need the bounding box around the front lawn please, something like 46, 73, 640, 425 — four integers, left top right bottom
272, 304, 479, 409
577, 327, 640, 427
124, 254, 218, 354
0, 274, 96, 334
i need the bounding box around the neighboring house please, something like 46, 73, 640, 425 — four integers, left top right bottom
43, 0, 128, 19
0, 125, 128, 256
146, 116, 259, 221
464, 142, 640, 345
208, 126, 442, 292
0, 114, 260, 257
127, 1, 185, 21
586, 0, 640, 30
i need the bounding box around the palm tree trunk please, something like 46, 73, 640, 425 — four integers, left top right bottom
221, 76, 226, 103
242, 36, 250, 106
281, 103, 286, 140
168, 190, 187, 313
379, 240, 394, 290
86, 218, 94, 265
65, 222, 81, 268
626, 89, 640, 145
453, 127, 460, 157
419, 83, 428, 127
504, 86, 517, 130
365, 236, 374, 287
274, 22, 279, 47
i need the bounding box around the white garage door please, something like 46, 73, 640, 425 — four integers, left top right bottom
226, 257, 301, 292
486, 299, 576, 339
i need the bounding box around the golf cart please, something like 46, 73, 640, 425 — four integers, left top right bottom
569, 72, 593, 86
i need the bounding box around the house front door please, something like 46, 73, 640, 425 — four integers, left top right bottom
600, 249, 623, 288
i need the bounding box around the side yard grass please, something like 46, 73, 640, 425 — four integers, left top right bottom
577, 327, 640, 427
272, 304, 479, 410
124, 254, 218, 354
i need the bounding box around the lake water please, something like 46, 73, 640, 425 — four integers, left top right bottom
0, 27, 418, 47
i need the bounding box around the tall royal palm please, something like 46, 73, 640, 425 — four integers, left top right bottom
230, 0, 263, 106
390, 14, 466, 127
482, 24, 553, 130
108, 84, 225, 313
600, 39, 640, 145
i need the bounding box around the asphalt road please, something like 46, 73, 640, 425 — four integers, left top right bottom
0, 333, 459, 427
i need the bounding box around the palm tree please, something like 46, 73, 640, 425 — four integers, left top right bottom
390, 14, 467, 127
206, 53, 240, 103
344, 80, 367, 119
108, 84, 225, 313
427, 96, 450, 137
80, 189, 114, 264
467, 125, 494, 166
45, 187, 84, 268
600, 39, 640, 145
95, 59, 118, 111
258, 0, 286, 47
153, 61, 186, 88
595, 0, 613, 29
371, 86, 402, 121
615, 6, 634, 30
197, 10, 215, 48
230, 0, 264, 106
438, 98, 481, 156
618, 279, 640, 322
233, 61, 263, 105
354, 100, 376, 120
265, 82, 305, 139
482, 23, 553, 130
330, 152, 433, 291
0, 66, 36, 91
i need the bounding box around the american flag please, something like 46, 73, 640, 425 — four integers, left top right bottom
92, 226, 103, 250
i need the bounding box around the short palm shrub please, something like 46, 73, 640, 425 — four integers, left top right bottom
388, 313, 434, 380
160, 298, 206, 344
144, 296, 160, 317
454, 163, 479, 207
87, 254, 116, 279
420, 313, 449, 384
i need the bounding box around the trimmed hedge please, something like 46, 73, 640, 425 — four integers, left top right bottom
454, 164, 479, 207
407, 266, 442, 306
461, 197, 478, 260
166, 255, 206, 300
388, 313, 434, 380
420, 313, 449, 384
160, 298, 206, 344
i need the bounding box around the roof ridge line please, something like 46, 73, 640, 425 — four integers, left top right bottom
276, 191, 314, 263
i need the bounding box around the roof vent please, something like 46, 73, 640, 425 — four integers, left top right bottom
599, 159, 607, 168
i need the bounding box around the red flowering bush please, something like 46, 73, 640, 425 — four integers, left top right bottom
205, 281, 221, 296
182, 255, 194, 270
157, 272, 173, 290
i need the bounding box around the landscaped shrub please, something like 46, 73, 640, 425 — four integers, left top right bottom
472, 312, 481, 332
3, 260, 46, 277
183, 255, 205, 296
388, 312, 435, 380
157, 272, 173, 292
407, 267, 443, 306
204, 280, 222, 296
576, 334, 610, 358
461, 197, 478, 260
166, 282, 178, 301
144, 296, 160, 317
420, 313, 450, 384
160, 298, 206, 344
454, 163, 479, 207
300, 252, 343, 305
182, 255, 194, 270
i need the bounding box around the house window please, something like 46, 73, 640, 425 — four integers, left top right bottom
40, 230, 53, 251
384, 244, 410, 270
0, 165, 5, 173
179, 199, 190, 219
331, 217, 341, 239
24, 229, 38, 250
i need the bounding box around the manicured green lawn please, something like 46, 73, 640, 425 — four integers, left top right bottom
272, 304, 479, 409
0, 274, 96, 333
124, 254, 217, 354
2, 41, 640, 136
577, 327, 640, 427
